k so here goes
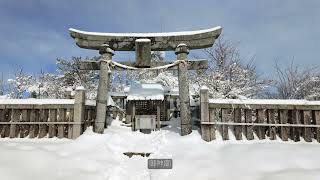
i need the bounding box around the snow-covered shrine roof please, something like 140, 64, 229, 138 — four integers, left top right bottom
126, 83, 164, 101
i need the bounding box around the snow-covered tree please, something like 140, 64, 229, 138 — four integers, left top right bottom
26, 57, 100, 99
111, 71, 126, 92
7, 67, 35, 99
122, 51, 168, 84
55, 57, 99, 99
28, 73, 64, 99
270, 61, 320, 100
191, 38, 269, 99
120, 51, 180, 91
23, 52, 171, 99
4, 41, 269, 100
148, 71, 178, 90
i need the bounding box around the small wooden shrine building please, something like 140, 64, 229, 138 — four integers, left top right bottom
125, 83, 169, 132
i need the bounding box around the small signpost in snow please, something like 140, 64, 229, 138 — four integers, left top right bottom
148, 159, 173, 169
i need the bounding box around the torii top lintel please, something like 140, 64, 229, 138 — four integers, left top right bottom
69, 26, 222, 51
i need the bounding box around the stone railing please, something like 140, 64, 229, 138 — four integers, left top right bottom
0, 88, 95, 139
200, 87, 320, 142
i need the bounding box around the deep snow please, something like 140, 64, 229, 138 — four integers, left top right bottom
1, 118, 320, 180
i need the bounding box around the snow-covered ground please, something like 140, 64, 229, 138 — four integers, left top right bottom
1, 118, 320, 180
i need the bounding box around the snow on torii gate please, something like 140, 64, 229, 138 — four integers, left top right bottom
69, 26, 222, 135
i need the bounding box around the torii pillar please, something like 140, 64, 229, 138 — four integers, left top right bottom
95, 44, 114, 133
175, 44, 192, 135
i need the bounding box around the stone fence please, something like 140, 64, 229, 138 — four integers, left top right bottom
200, 87, 320, 142
0, 89, 95, 139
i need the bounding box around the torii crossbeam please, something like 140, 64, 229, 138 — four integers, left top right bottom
69, 26, 222, 135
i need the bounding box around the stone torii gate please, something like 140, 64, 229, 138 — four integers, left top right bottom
69, 26, 222, 135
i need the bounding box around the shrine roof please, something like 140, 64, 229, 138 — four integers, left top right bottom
126, 83, 164, 101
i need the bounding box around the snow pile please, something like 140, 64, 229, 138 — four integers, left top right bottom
127, 83, 164, 100
1, 118, 320, 180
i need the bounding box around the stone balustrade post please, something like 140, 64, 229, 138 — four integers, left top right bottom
200, 86, 211, 141
73, 86, 86, 139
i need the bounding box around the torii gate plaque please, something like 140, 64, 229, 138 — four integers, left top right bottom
69, 26, 222, 135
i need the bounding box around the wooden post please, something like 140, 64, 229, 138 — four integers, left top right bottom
118, 108, 123, 122
216, 109, 222, 136
95, 44, 114, 134
3, 109, 10, 137
175, 44, 192, 136
157, 102, 161, 130
234, 108, 242, 140
221, 109, 229, 140
38, 109, 47, 138
279, 109, 289, 141
91, 109, 96, 127
29, 109, 37, 138
163, 97, 167, 121
72, 87, 86, 139
256, 109, 266, 140
291, 110, 301, 142
67, 108, 74, 139
245, 109, 254, 140
166, 96, 171, 121
10, 109, 20, 138
48, 109, 57, 138
57, 108, 65, 138
85, 109, 92, 130
20, 109, 30, 138
0, 109, 4, 137
112, 108, 116, 119
4, 109, 11, 137
200, 86, 211, 141
131, 101, 136, 131
267, 109, 277, 140
314, 110, 320, 142
303, 110, 312, 142
126, 101, 131, 124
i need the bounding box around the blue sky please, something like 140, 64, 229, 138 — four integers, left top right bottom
0, 0, 319, 80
